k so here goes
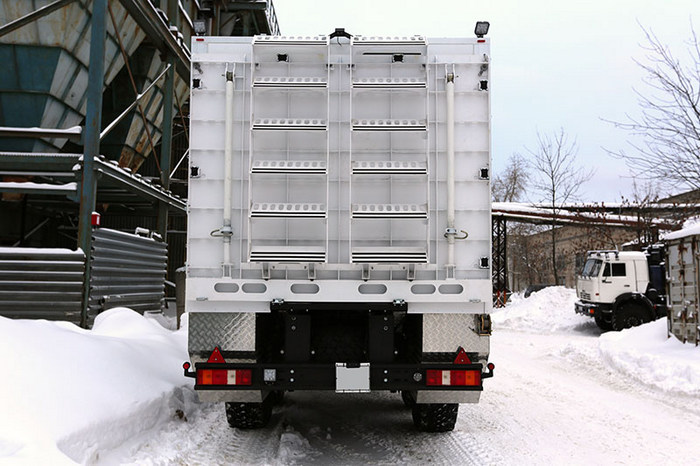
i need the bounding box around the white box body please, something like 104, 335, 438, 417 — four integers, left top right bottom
186, 35, 493, 318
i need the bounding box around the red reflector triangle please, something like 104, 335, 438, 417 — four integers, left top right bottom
207, 347, 226, 363
453, 347, 471, 365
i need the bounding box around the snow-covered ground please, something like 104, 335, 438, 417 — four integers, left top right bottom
1, 288, 699, 465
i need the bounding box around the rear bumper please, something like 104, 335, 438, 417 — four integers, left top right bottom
187, 361, 494, 393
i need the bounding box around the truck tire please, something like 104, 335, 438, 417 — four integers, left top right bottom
225, 401, 272, 429
611, 302, 652, 331
412, 403, 459, 432
267, 390, 285, 406
401, 390, 417, 408
594, 312, 613, 331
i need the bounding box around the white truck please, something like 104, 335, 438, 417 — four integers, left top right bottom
182, 26, 495, 432
575, 246, 667, 331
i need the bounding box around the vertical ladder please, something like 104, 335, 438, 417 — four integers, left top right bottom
349, 36, 430, 264
248, 36, 330, 263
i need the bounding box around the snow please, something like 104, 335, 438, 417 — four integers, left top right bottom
1, 289, 699, 464
0, 247, 83, 256
493, 287, 700, 395
0, 309, 191, 464
491, 286, 588, 333
664, 222, 700, 240
0, 181, 77, 192
0, 126, 81, 136
599, 320, 700, 396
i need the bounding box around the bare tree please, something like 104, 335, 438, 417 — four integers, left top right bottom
528, 128, 594, 285
493, 153, 529, 202
607, 23, 700, 191
492, 153, 534, 291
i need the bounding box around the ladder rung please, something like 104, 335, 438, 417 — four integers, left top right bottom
352, 161, 427, 175
251, 160, 327, 174
253, 35, 328, 46
353, 36, 426, 46
352, 247, 428, 263
253, 118, 327, 131
251, 203, 326, 218
250, 247, 326, 263
254, 77, 327, 88
352, 119, 426, 131
352, 204, 428, 219
353, 78, 426, 89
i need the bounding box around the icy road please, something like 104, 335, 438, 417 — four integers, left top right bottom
107, 290, 700, 465
2, 287, 699, 465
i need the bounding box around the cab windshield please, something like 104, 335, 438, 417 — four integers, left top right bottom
580, 258, 602, 277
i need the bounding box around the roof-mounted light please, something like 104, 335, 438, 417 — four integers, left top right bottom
474, 21, 490, 38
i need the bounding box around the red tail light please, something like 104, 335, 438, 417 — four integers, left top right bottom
426, 369, 481, 386
236, 369, 252, 385
196, 369, 252, 386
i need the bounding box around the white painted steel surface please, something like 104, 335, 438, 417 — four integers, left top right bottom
187, 35, 492, 313
666, 236, 700, 344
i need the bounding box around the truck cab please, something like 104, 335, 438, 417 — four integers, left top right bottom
575, 248, 666, 331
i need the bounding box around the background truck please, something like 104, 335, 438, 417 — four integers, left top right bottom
575, 246, 667, 331
183, 27, 495, 432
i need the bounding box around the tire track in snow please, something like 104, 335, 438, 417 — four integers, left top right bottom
112, 391, 499, 465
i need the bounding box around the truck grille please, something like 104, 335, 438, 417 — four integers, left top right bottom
580, 291, 591, 300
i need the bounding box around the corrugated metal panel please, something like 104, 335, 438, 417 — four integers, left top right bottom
90, 228, 167, 315
0, 247, 85, 322
666, 235, 700, 345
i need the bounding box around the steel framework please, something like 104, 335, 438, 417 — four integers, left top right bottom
492, 216, 507, 308
0, 0, 279, 326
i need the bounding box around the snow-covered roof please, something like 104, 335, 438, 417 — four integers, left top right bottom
664, 224, 700, 241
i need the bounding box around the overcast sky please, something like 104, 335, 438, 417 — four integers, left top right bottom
273, 0, 699, 202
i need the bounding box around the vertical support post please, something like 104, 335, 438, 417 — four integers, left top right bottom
492, 216, 508, 308
222, 69, 234, 274
242, 11, 251, 36
445, 71, 456, 278
78, 0, 107, 327
157, 55, 176, 241
157, 0, 179, 241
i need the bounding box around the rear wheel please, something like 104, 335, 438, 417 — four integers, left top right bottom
267, 390, 285, 406
412, 403, 458, 432
611, 302, 652, 331
225, 400, 272, 429
401, 390, 416, 408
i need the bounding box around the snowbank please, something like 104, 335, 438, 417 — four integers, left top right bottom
599, 319, 700, 396
0, 308, 192, 464
494, 286, 700, 396
491, 286, 595, 333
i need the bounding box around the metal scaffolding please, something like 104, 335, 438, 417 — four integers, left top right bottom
492, 216, 508, 308
0, 0, 279, 325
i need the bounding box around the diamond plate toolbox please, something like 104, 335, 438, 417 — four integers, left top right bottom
423, 313, 478, 353
188, 312, 256, 352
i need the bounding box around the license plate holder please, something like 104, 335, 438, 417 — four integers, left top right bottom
335, 363, 370, 393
